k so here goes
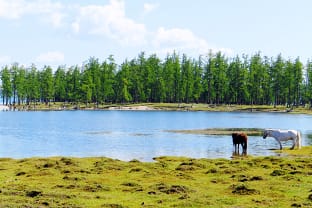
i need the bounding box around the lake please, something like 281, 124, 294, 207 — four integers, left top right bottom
0, 110, 311, 161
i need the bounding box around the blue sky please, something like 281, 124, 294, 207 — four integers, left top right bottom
0, 0, 312, 69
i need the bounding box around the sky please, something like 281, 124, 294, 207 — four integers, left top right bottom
0, 0, 312, 69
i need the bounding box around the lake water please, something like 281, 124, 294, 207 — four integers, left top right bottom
0, 110, 311, 161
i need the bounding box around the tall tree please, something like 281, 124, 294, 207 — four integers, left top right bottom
66, 66, 81, 104
101, 55, 116, 103
172, 52, 181, 103
192, 56, 203, 103
262, 56, 272, 105
162, 52, 181, 103
80, 66, 93, 106
163, 54, 175, 102
213, 52, 228, 104
15, 65, 27, 105
54, 66, 67, 102
227, 56, 249, 104
271, 54, 285, 107
305, 60, 312, 107
1, 66, 12, 105
248, 52, 267, 105
204, 52, 228, 104
293, 57, 303, 106
85, 57, 101, 105
284, 59, 295, 107
180, 54, 194, 103
203, 52, 215, 104
25, 64, 40, 106
40, 66, 54, 104
145, 54, 164, 102
10, 63, 19, 104
115, 61, 132, 103
128, 53, 146, 103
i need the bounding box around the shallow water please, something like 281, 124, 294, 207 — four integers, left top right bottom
0, 110, 311, 161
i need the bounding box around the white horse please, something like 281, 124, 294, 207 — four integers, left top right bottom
263, 129, 302, 150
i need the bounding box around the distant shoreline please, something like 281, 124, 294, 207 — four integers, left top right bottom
1, 103, 312, 114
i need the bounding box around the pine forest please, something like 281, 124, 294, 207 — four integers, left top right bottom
1, 51, 312, 108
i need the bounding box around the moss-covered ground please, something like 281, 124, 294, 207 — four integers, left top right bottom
0, 147, 312, 207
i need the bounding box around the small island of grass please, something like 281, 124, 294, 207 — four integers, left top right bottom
166, 127, 264, 136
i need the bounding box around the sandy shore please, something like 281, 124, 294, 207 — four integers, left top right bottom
108, 105, 155, 110
0, 105, 9, 111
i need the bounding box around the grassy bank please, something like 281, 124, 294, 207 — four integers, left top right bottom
0, 147, 312, 207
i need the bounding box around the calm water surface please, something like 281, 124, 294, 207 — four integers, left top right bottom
0, 110, 311, 161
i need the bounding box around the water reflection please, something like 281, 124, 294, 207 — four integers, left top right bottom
231, 151, 248, 158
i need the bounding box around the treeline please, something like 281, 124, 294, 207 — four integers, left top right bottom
1, 51, 312, 107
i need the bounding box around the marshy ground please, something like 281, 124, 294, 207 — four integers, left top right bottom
0, 147, 312, 207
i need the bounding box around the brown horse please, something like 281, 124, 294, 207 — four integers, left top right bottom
232, 132, 248, 154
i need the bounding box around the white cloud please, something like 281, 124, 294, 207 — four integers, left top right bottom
73, 0, 147, 46
152, 27, 233, 56
0, 55, 11, 63
45, 10, 65, 28
0, 0, 233, 62
71, 21, 80, 34
0, 0, 65, 27
153, 27, 209, 53
143, 3, 159, 14
36, 51, 64, 63
0, 0, 27, 19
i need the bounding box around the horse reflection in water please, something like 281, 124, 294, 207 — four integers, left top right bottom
232, 132, 248, 155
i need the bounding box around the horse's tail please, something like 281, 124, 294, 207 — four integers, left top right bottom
297, 131, 302, 149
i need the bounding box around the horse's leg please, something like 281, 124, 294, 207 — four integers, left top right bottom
278, 140, 282, 150
235, 143, 239, 153
290, 137, 296, 150
295, 136, 299, 148
274, 137, 283, 150
242, 142, 247, 154
297, 132, 302, 149
240, 143, 244, 154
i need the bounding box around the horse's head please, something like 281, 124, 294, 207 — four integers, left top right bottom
263, 130, 269, 139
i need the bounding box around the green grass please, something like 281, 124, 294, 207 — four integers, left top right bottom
0, 147, 312, 207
